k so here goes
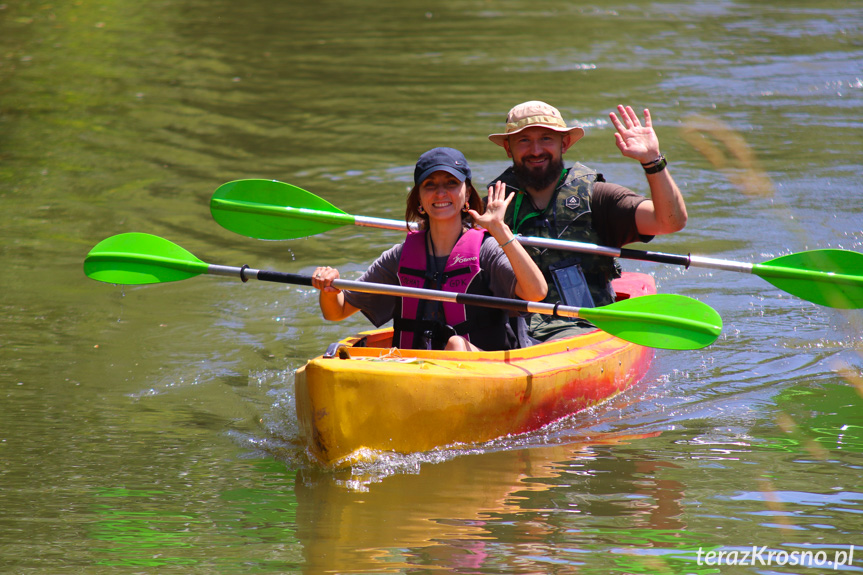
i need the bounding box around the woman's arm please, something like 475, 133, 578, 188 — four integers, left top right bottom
311, 266, 360, 321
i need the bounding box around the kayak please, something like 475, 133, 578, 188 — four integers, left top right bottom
294, 272, 656, 467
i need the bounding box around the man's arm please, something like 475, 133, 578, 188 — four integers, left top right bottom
609, 105, 688, 236
634, 167, 687, 236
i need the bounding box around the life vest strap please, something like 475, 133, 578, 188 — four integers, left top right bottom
392, 317, 477, 349
398, 264, 474, 284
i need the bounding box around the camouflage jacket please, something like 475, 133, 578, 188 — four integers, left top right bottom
490, 163, 621, 307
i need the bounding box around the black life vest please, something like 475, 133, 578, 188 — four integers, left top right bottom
491, 163, 620, 307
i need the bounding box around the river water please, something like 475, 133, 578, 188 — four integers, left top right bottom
2, 0, 862, 573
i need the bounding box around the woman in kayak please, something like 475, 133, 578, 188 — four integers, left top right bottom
310, 147, 547, 351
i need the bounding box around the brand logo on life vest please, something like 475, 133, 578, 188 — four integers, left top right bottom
452, 255, 478, 264
565, 195, 580, 210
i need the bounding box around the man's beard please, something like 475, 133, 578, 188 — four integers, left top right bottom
512, 154, 564, 192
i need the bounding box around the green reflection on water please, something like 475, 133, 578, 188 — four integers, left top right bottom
761, 382, 863, 454
602, 552, 719, 575
91, 503, 198, 567
586, 526, 709, 547
88, 460, 299, 569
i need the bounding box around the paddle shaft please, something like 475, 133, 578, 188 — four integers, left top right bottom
528, 235, 753, 273
511, 237, 863, 286
216, 194, 858, 278
210, 263, 583, 319
353, 213, 856, 282
211, 180, 863, 308
270, 202, 756, 273
211, 264, 719, 335
321, 211, 857, 283
84, 233, 723, 349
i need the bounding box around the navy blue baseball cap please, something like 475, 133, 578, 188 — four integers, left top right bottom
413, 147, 472, 187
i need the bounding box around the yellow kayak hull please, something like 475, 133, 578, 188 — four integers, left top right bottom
295, 273, 656, 467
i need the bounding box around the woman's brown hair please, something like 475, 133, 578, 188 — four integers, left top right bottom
404, 179, 484, 231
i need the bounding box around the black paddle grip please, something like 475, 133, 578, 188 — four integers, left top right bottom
619, 248, 691, 268
256, 270, 313, 287
455, 292, 530, 314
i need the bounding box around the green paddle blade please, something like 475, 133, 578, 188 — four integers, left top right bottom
84, 233, 209, 285
754, 249, 863, 309
580, 294, 723, 350
211, 179, 355, 240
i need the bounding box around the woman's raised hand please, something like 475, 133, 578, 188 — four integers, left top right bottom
468, 180, 513, 235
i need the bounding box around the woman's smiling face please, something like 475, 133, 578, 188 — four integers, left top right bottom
418, 170, 467, 221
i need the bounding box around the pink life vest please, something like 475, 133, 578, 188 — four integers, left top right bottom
393, 229, 488, 349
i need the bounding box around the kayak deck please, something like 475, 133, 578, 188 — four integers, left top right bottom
294, 273, 656, 467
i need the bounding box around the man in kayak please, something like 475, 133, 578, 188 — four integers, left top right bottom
487, 100, 688, 343
311, 147, 547, 352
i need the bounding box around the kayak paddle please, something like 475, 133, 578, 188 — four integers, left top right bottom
210, 179, 863, 309
84, 233, 723, 351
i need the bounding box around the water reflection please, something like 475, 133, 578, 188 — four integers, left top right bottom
766, 381, 863, 455
293, 431, 696, 573
88, 460, 303, 570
